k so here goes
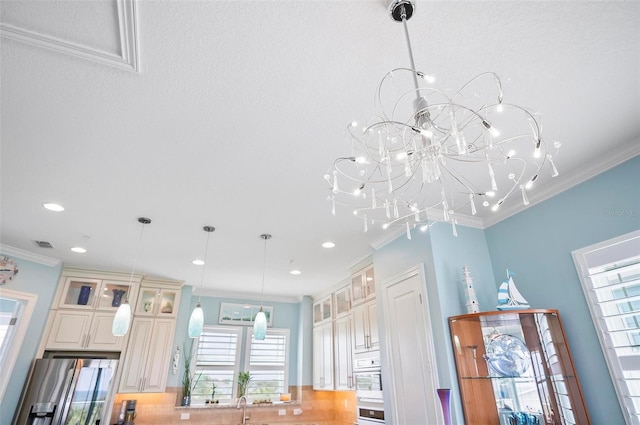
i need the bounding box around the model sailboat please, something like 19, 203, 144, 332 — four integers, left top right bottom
496, 270, 530, 310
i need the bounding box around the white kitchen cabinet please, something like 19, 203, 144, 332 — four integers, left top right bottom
351, 265, 375, 306
352, 300, 379, 353
312, 322, 334, 390
56, 274, 139, 311
134, 278, 181, 318
333, 315, 353, 390
334, 285, 351, 317
46, 310, 125, 351
118, 318, 175, 393
313, 295, 332, 325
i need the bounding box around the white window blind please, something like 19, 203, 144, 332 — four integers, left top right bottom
245, 329, 289, 400
193, 326, 242, 403
573, 230, 640, 425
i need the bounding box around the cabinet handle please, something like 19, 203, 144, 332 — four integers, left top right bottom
365, 335, 370, 349
348, 376, 352, 388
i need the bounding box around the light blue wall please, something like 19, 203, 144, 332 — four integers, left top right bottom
373, 223, 495, 424
174, 293, 308, 389
0, 254, 62, 425
484, 155, 640, 425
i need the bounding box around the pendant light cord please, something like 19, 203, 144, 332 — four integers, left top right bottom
126, 217, 151, 302
198, 226, 216, 303
259, 234, 271, 310
260, 237, 267, 308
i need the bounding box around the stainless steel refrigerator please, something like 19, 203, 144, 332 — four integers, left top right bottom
13, 357, 119, 425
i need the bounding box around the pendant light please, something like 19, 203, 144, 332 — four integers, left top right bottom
188, 225, 215, 338
253, 233, 271, 340
113, 217, 151, 336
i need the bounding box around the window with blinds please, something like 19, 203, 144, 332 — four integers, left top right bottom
573, 230, 640, 425
193, 326, 242, 403
245, 329, 289, 400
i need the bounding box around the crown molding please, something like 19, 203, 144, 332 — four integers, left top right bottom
0, 244, 61, 267
483, 140, 640, 228
0, 0, 140, 72
192, 287, 301, 304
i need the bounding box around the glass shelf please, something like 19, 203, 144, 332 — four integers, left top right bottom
449, 309, 591, 425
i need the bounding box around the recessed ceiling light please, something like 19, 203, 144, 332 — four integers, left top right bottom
70, 247, 86, 253
43, 203, 64, 212
192, 259, 205, 266
290, 270, 301, 275
322, 242, 335, 248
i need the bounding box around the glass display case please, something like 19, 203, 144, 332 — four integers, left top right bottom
449, 309, 591, 425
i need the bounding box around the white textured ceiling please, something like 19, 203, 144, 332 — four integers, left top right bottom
1, 1, 639, 300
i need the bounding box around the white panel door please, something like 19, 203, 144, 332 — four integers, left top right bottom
312, 323, 333, 390
118, 318, 153, 392
46, 310, 92, 349
87, 312, 123, 350
383, 268, 439, 425
334, 315, 353, 390
143, 319, 174, 392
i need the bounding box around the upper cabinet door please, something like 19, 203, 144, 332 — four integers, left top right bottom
57, 276, 138, 311
313, 295, 333, 325
334, 285, 352, 317
58, 277, 103, 309
352, 265, 375, 306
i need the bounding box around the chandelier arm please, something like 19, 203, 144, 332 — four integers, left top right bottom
454, 72, 504, 104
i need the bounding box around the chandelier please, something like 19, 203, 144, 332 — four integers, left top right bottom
326, 0, 560, 237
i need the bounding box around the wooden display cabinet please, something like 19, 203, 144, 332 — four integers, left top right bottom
449, 309, 590, 425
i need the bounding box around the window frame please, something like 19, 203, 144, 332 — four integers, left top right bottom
0, 288, 38, 401
243, 327, 290, 401
192, 325, 243, 404
573, 229, 640, 425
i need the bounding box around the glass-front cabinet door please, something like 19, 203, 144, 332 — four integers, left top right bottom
334, 285, 351, 316
135, 283, 180, 317
58, 277, 137, 311
449, 309, 591, 425
313, 295, 332, 324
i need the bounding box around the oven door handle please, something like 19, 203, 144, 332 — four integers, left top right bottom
358, 397, 384, 404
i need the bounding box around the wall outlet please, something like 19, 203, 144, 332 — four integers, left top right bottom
278, 409, 286, 416
293, 408, 303, 415
180, 412, 190, 420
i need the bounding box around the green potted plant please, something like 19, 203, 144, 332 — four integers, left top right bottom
238, 371, 251, 398
182, 344, 193, 406
181, 342, 201, 406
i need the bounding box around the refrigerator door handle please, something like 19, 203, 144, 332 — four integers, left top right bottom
53, 360, 80, 425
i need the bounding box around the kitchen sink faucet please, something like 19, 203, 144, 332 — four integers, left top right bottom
236, 395, 249, 424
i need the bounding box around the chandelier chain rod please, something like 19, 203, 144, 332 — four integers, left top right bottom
400, 6, 421, 96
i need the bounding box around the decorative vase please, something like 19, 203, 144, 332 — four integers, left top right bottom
181, 395, 191, 406
437, 388, 452, 425
77, 285, 91, 305
112, 289, 126, 307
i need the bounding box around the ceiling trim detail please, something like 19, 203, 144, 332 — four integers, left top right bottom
0, 244, 61, 267
0, 0, 140, 72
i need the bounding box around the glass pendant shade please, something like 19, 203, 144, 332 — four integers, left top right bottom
112, 302, 131, 336
253, 309, 267, 341
188, 303, 204, 338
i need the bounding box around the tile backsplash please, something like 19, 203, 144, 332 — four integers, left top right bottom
112, 386, 356, 425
